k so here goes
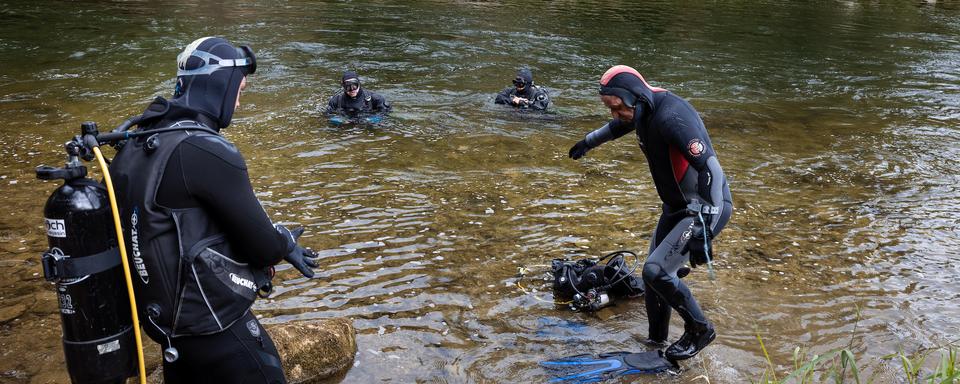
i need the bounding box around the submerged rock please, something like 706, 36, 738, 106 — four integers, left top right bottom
271, 318, 357, 383
146, 318, 356, 383
0, 303, 27, 324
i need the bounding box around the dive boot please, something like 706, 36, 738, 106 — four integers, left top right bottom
665, 323, 716, 361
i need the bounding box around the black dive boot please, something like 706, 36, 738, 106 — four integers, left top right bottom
661, 283, 714, 361
642, 262, 712, 358
665, 321, 715, 361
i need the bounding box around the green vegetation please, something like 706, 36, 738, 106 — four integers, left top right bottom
754, 304, 958, 383
754, 334, 959, 383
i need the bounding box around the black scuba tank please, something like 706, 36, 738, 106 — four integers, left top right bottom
36, 133, 136, 384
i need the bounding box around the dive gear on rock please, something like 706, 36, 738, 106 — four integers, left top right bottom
551, 251, 643, 312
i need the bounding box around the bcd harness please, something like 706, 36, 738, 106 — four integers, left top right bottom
108, 123, 273, 343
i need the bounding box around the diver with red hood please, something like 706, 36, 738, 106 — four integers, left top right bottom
109, 37, 319, 383
569, 66, 734, 362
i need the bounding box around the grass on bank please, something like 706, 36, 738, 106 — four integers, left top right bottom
752, 305, 959, 383
753, 334, 959, 383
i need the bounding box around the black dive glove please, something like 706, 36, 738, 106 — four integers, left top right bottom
686, 221, 714, 267
274, 224, 319, 278
569, 140, 591, 159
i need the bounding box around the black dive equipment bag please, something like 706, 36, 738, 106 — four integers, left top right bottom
551, 251, 643, 312
37, 126, 137, 383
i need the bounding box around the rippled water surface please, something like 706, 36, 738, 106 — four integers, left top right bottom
1, 1, 959, 383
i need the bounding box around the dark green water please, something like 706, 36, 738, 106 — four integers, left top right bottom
1, 1, 959, 382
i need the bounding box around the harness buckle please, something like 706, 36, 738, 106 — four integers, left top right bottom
686, 200, 720, 216
41, 250, 65, 282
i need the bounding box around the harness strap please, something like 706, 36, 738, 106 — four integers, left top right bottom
42, 247, 121, 282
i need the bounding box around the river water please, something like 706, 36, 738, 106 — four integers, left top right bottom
1, 1, 959, 383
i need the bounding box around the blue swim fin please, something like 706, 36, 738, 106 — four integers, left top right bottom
540, 350, 679, 383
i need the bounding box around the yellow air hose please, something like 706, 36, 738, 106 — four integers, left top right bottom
93, 146, 147, 384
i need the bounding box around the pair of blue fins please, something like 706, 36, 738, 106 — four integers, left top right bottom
540, 349, 679, 383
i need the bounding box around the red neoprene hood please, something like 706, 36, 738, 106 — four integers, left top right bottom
599, 65, 665, 108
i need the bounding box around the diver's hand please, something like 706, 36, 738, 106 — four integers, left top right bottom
568, 140, 591, 159
686, 222, 713, 267
274, 224, 319, 278
511, 96, 529, 106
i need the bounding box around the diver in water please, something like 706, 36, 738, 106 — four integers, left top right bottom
109, 37, 319, 384
568, 65, 734, 362
325, 70, 391, 120
495, 68, 550, 111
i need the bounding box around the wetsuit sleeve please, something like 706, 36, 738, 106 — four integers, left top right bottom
325, 94, 340, 115
659, 109, 726, 228
172, 135, 289, 267
372, 93, 391, 113
583, 119, 633, 148
495, 87, 514, 105
530, 88, 550, 110
702, 156, 726, 233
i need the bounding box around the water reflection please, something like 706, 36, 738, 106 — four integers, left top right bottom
1, 0, 959, 383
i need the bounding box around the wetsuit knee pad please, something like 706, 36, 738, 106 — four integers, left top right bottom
641, 262, 667, 287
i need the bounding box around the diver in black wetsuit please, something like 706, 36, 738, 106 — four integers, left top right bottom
325, 70, 391, 118
495, 68, 550, 111
568, 65, 734, 362
109, 37, 320, 384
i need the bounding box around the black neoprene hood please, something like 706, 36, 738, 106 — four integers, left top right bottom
173, 37, 251, 128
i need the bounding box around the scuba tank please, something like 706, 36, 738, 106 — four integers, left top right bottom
551, 251, 644, 312
36, 122, 137, 384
